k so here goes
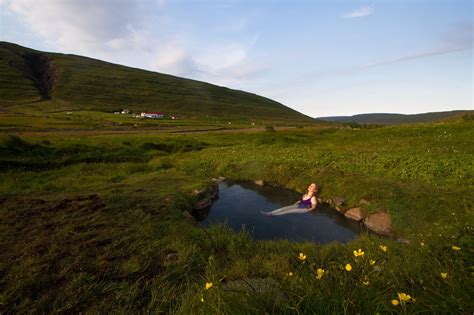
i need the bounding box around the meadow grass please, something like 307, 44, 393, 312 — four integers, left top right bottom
0, 120, 473, 313
0, 103, 326, 134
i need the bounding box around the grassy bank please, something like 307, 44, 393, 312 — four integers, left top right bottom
1, 120, 473, 313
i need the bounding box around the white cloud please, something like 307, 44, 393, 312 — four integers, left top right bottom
229, 17, 248, 32
356, 46, 471, 70
197, 43, 248, 72
342, 6, 375, 19
2, 0, 152, 54
156, 0, 166, 9
2, 0, 267, 88
256, 28, 472, 113
353, 23, 472, 71
441, 22, 473, 50
150, 36, 268, 88
192, 36, 269, 86
151, 40, 201, 77
292, 25, 473, 82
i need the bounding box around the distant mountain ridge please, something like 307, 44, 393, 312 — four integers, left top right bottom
318, 110, 473, 124
0, 41, 314, 123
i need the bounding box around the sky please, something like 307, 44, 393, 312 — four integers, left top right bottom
0, 0, 472, 117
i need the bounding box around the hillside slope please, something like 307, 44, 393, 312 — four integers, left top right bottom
318, 110, 473, 124
0, 42, 313, 122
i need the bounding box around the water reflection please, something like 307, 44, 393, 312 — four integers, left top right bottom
192, 181, 361, 243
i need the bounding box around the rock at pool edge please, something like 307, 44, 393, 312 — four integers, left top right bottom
364, 212, 393, 236
344, 207, 364, 221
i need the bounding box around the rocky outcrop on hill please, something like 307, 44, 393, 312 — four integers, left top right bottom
24, 53, 57, 99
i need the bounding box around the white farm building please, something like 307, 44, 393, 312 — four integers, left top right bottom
141, 112, 164, 119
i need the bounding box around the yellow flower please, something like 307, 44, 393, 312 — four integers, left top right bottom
316, 268, 325, 280
362, 280, 369, 285
452, 245, 461, 251
353, 249, 365, 257
370, 259, 376, 265
200, 296, 204, 303
391, 299, 399, 306
379, 245, 387, 252
441, 272, 448, 279
288, 272, 294, 276
397, 292, 412, 302
345, 264, 352, 271
205, 282, 213, 290
298, 252, 307, 261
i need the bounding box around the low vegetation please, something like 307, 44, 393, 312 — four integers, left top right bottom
1, 118, 472, 313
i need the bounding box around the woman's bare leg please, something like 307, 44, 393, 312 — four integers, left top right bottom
261, 205, 296, 215
261, 205, 311, 216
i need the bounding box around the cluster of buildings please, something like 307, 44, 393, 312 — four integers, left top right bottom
114, 109, 177, 119
140, 112, 164, 119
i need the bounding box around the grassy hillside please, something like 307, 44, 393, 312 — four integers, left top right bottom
318, 110, 473, 124
0, 42, 45, 104
0, 42, 313, 123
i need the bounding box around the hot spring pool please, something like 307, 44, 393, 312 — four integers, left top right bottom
192, 181, 362, 243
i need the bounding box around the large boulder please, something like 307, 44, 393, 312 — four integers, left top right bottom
364, 212, 393, 236
344, 207, 364, 221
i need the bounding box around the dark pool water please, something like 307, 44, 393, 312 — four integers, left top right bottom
192, 181, 362, 243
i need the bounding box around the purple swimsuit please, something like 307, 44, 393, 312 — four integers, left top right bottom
297, 196, 314, 209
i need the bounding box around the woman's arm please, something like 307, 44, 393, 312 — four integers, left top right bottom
294, 195, 304, 205
308, 196, 317, 210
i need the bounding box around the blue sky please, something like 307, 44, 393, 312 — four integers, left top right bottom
0, 0, 472, 117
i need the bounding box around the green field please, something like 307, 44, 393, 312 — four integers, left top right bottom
1, 118, 473, 313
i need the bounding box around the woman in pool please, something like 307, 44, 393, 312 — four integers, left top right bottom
261, 183, 318, 216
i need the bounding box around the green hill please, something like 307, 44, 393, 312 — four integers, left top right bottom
0, 42, 313, 122
318, 110, 473, 124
